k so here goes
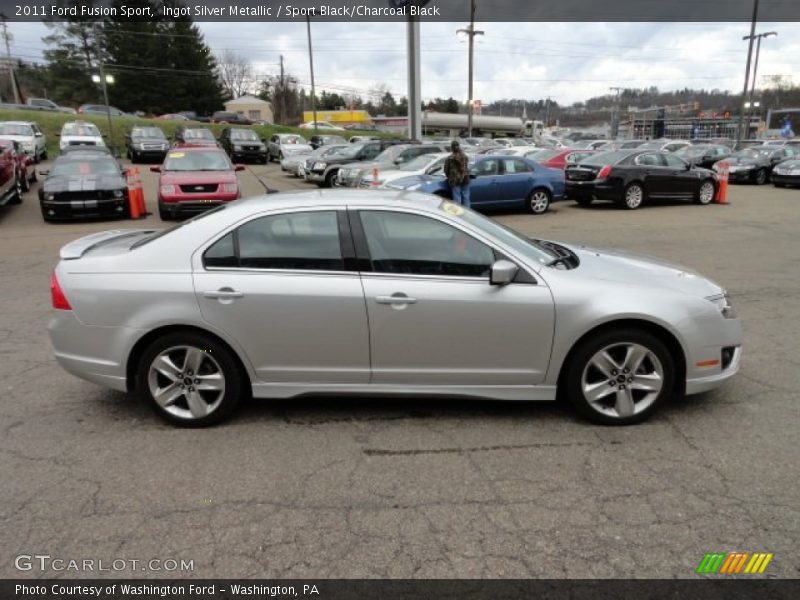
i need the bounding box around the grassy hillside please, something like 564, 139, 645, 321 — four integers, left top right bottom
0, 109, 394, 157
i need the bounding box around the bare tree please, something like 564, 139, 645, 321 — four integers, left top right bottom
215, 49, 253, 99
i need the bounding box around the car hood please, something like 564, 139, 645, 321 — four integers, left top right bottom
43, 173, 126, 192
566, 243, 724, 298
132, 137, 168, 145
159, 170, 237, 184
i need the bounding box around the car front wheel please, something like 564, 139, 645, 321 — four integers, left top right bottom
563, 328, 675, 425
754, 168, 768, 185
621, 182, 645, 209
526, 188, 551, 215
137, 332, 244, 427
695, 179, 716, 205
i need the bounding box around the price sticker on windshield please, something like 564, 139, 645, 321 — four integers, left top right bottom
168, 152, 185, 158
440, 201, 465, 216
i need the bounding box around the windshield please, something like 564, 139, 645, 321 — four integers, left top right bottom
231, 130, 259, 141
439, 201, 558, 265
280, 134, 306, 145
0, 123, 33, 136
183, 128, 215, 140
319, 144, 348, 157
163, 150, 231, 171
735, 148, 770, 159
374, 146, 407, 163
399, 154, 441, 171
62, 123, 101, 137
132, 127, 165, 139
323, 136, 346, 144
330, 144, 365, 159
51, 157, 120, 177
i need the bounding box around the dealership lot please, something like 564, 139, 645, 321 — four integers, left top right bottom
1, 162, 798, 578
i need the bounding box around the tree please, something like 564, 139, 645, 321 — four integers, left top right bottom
215, 49, 253, 100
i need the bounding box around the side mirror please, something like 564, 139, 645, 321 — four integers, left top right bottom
235, 165, 245, 172
149, 166, 161, 173
489, 260, 518, 286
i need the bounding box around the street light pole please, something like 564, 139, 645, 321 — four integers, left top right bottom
744, 31, 777, 137
306, 16, 318, 136
736, 0, 760, 147
93, 24, 113, 144
457, 0, 483, 138
609, 87, 623, 138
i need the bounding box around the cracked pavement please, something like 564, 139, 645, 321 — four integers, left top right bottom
0, 162, 798, 579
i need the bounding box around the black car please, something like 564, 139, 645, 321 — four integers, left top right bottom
309, 134, 347, 149
770, 159, 800, 188
565, 150, 718, 210
38, 150, 128, 222
219, 127, 267, 163
124, 126, 169, 163
712, 146, 800, 185
674, 144, 731, 169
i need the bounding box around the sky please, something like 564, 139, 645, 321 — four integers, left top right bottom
8, 20, 799, 106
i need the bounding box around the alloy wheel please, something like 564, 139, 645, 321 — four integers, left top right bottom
147, 346, 226, 420
581, 342, 664, 419
698, 181, 715, 204
529, 190, 550, 214
624, 185, 643, 209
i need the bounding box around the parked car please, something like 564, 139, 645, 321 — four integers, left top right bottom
299, 120, 346, 131
359, 152, 448, 187
337, 143, 448, 187
151, 146, 244, 220
771, 159, 800, 188
637, 139, 692, 153
38, 149, 128, 222
47, 190, 742, 426
173, 126, 218, 147
210, 111, 252, 125
267, 134, 313, 162
179, 111, 210, 123
532, 148, 598, 170
565, 150, 718, 209
27, 98, 75, 113
306, 140, 408, 187
59, 121, 105, 152
219, 128, 268, 164
674, 144, 732, 169
484, 146, 539, 157
124, 126, 169, 163
157, 113, 191, 121
77, 104, 128, 117
712, 146, 800, 184
0, 139, 22, 208
282, 144, 348, 178
0, 138, 36, 192
388, 155, 564, 215
0, 121, 47, 161
310, 134, 347, 149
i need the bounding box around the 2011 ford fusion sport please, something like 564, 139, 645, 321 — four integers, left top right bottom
48, 190, 741, 426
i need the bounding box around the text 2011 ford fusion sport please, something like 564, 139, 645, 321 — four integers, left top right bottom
48, 190, 741, 427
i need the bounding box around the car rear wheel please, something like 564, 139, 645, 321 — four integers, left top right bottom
137, 332, 244, 427
563, 328, 675, 425
754, 168, 768, 185
526, 188, 551, 215
621, 182, 645, 209
695, 179, 716, 205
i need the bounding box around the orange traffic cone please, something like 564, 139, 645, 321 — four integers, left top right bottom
715, 161, 730, 205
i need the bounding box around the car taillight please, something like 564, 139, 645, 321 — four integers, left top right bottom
597, 165, 613, 179
221, 182, 238, 193
159, 184, 176, 195
50, 272, 71, 311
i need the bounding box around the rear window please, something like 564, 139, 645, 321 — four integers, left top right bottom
163, 150, 231, 171
577, 151, 631, 166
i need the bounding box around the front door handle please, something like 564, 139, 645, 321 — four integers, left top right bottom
203, 288, 244, 299
375, 294, 418, 305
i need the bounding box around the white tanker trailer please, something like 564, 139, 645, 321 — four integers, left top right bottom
421, 111, 543, 137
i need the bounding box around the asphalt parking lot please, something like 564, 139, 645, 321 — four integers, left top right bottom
1, 161, 798, 579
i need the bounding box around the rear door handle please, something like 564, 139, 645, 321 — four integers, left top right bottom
375, 294, 418, 305
203, 288, 244, 299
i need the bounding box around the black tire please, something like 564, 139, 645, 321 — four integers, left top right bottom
574, 195, 593, 206
131, 152, 139, 164
754, 168, 768, 185
620, 182, 645, 210
526, 187, 552, 215
136, 331, 245, 427
260, 155, 268, 165
41, 149, 47, 161
8, 177, 22, 205
158, 203, 171, 221
324, 170, 338, 188
695, 179, 716, 205
562, 328, 675, 426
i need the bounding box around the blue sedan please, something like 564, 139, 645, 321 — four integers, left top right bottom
386, 155, 565, 214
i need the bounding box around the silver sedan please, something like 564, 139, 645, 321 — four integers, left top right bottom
48, 190, 741, 426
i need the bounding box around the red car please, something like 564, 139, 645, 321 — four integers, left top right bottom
151, 146, 244, 220
0, 138, 35, 192
532, 148, 598, 170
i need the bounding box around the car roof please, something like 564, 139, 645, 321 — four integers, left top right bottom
230, 189, 443, 214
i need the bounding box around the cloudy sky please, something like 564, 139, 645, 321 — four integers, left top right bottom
8, 21, 799, 106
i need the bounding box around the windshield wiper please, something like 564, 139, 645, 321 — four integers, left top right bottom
546, 256, 572, 268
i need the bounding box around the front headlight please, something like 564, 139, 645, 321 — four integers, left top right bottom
43, 192, 55, 201
233, 145, 243, 151
706, 293, 737, 319
314, 162, 326, 170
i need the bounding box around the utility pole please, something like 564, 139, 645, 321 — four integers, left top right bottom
736, 0, 760, 147
609, 86, 623, 138
406, 15, 422, 141
457, 0, 483, 137
744, 31, 777, 137
306, 16, 318, 135
279, 54, 286, 124
92, 23, 114, 145
544, 97, 551, 129
0, 14, 21, 104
